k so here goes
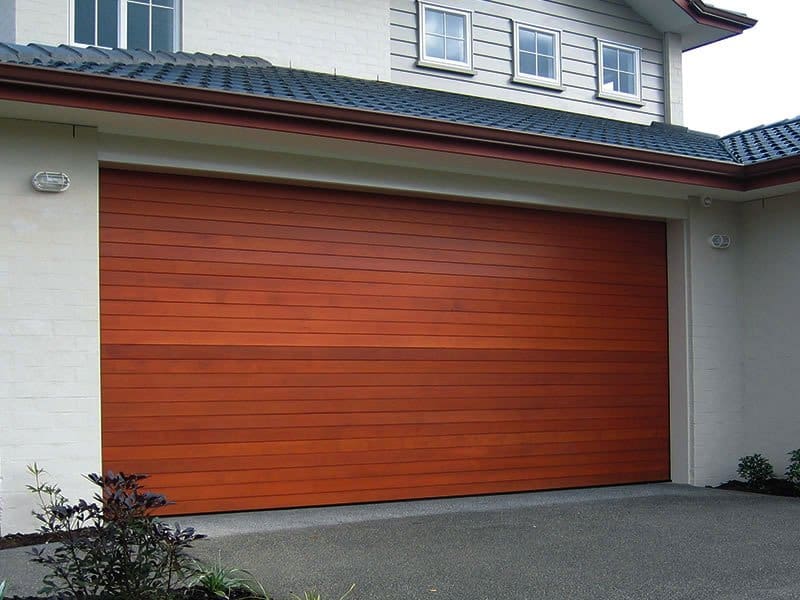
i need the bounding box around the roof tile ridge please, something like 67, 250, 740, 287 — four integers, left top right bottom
721, 115, 800, 140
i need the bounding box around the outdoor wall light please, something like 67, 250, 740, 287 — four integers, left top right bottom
31, 171, 71, 193
709, 234, 731, 249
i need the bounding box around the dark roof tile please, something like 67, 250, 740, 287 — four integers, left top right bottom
1, 43, 798, 166
721, 117, 800, 164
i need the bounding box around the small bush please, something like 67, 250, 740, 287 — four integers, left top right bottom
27, 463, 205, 600
785, 449, 800, 486
185, 554, 269, 599
291, 584, 355, 600
737, 453, 774, 488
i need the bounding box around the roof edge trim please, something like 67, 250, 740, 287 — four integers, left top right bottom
0, 62, 796, 193
673, 0, 757, 33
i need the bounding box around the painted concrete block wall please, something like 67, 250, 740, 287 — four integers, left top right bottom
9, 0, 69, 46
740, 194, 800, 473
686, 198, 746, 485
0, 119, 100, 535
390, 0, 665, 125
182, 0, 392, 80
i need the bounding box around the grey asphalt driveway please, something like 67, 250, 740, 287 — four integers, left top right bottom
3, 484, 800, 599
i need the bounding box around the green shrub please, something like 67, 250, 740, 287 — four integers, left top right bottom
737, 453, 774, 487
185, 554, 269, 599
27, 463, 204, 600
785, 449, 800, 486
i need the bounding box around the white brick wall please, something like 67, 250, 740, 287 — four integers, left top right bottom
687, 199, 746, 486
0, 0, 16, 42
12, 0, 69, 45
740, 194, 800, 475
182, 0, 392, 80
0, 119, 100, 535
9, 0, 392, 80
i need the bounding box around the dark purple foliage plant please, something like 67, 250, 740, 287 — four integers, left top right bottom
26, 464, 204, 599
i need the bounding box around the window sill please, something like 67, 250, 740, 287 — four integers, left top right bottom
596, 91, 644, 107
416, 58, 475, 76
512, 75, 564, 92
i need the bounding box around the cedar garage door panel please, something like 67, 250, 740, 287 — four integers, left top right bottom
100, 169, 669, 515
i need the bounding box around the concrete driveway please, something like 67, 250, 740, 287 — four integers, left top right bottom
3, 484, 799, 599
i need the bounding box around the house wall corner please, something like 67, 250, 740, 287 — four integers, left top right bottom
663, 32, 684, 126
740, 193, 800, 475
0, 118, 101, 535
685, 197, 746, 486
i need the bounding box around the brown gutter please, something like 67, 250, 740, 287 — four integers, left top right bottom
673, 0, 756, 33
743, 155, 800, 191
0, 62, 793, 192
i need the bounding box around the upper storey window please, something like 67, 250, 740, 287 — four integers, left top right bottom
73, 0, 178, 52
418, 3, 473, 74
513, 23, 562, 90
597, 40, 642, 104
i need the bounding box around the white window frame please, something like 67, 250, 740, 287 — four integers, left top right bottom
596, 39, 643, 105
69, 0, 181, 51
512, 22, 563, 90
417, 2, 474, 75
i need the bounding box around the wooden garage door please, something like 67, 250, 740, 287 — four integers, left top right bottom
100, 169, 669, 515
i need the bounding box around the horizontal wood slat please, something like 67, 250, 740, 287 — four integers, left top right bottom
109, 437, 668, 474
165, 470, 669, 514
100, 169, 669, 515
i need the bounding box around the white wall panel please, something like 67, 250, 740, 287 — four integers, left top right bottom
0, 119, 100, 535
740, 194, 800, 475
183, 0, 392, 80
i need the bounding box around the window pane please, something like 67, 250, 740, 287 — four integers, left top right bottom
519, 52, 536, 75
538, 55, 555, 79
152, 6, 173, 51
602, 46, 618, 70
425, 33, 445, 59
153, 0, 174, 6
603, 68, 618, 92
445, 13, 465, 40
97, 0, 118, 47
618, 48, 635, 73
127, 1, 149, 49
74, 0, 95, 44
536, 32, 554, 58
446, 38, 465, 62
620, 72, 635, 94
425, 8, 444, 35
518, 29, 535, 53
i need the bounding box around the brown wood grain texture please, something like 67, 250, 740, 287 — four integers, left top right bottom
99, 169, 670, 515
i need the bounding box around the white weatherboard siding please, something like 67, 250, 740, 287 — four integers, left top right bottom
0, 119, 101, 535
686, 198, 746, 486
182, 0, 392, 80
740, 194, 800, 475
390, 0, 666, 125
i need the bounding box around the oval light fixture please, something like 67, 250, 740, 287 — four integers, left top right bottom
709, 234, 731, 249
32, 171, 71, 193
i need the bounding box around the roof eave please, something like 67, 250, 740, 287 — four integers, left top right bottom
668, 0, 756, 50
686, 0, 757, 30
0, 62, 793, 193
